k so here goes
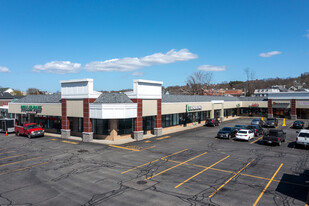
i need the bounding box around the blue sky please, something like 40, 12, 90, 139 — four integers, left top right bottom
0, 0, 309, 92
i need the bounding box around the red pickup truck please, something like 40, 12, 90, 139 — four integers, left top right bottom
15, 123, 45, 139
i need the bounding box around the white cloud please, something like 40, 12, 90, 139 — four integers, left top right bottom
197, 65, 226, 72
84, 49, 198, 72
259, 51, 282, 58
0, 66, 10, 73
33, 61, 81, 74
132, 72, 144, 76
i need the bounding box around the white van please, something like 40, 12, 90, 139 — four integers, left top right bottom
296, 129, 309, 148
0, 118, 15, 133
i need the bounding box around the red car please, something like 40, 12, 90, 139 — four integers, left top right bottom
15, 123, 44, 139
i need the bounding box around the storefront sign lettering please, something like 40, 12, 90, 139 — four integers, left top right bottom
186, 105, 202, 112
299, 102, 309, 106
21, 105, 42, 114
250, 103, 259, 107
236, 103, 240, 107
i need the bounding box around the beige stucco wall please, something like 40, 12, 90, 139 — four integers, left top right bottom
67, 100, 83, 117
296, 100, 309, 109
223, 101, 241, 109
162, 102, 212, 115
142, 100, 157, 116
8, 103, 61, 116
241, 101, 267, 108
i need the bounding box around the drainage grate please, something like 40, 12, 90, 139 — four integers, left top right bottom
123, 177, 158, 190
78, 149, 89, 153
137, 180, 147, 185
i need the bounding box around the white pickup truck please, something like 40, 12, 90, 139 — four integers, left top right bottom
295, 129, 309, 148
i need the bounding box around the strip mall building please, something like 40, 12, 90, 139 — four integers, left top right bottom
8, 79, 309, 141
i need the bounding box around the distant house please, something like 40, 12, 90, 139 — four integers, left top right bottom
0, 88, 13, 94
0, 92, 14, 117
254, 88, 280, 97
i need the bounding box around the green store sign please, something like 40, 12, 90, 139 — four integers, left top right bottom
21, 105, 42, 114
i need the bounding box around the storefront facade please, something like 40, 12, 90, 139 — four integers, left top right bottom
8, 78, 309, 142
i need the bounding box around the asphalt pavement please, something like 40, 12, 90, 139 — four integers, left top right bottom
0, 118, 308, 206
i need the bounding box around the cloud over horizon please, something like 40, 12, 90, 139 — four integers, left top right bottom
132, 72, 144, 76
33, 61, 81, 74
259, 51, 282, 58
84, 49, 198, 72
197, 65, 226, 72
0, 66, 10, 73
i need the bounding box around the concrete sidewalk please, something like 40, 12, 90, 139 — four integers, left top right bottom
46, 116, 240, 145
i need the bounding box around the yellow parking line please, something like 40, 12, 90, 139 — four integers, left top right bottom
0, 153, 28, 161
0, 156, 42, 168
250, 136, 263, 144
121, 149, 188, 174
144, 140, 151, 143
146, 152, 208, 180
109, 145, 140, 151
209, 159, 255, 198
61, 140, 79, 145
175, 155, 230, 188
0, 151, 15, 155
157, 136, 170, 140
51, 139, 58, 141
0, 160, 53, 176
253, 163, 283, 206
165, 159, 235, 174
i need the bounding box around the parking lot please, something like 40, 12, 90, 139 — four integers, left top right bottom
0, 118, 308, 206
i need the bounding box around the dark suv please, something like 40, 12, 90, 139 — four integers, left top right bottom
217, 127, 238, 139
265, 118, 278, 128
247, 125, 264, 137
205, 118, 220, 127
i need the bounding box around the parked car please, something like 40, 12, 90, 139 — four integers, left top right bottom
263, 129, 286, 146
265, 118, 278, 128
246, 125, 264, 137
15, 123, 44, 139
295, 129, 309, 148
251, 118, 264, 127
293, 120, 305, 129
217, 127, 238, 139
234, 125, 247, 131
205, 118, 220, 127
235, 129, 255, 141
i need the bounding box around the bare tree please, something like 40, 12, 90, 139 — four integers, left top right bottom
186, 71, 213, 95
244, 68, 256, 96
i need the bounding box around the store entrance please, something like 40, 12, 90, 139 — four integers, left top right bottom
143, 116, 155, 135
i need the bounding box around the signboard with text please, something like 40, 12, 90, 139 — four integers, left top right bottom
21, 105, 42, 114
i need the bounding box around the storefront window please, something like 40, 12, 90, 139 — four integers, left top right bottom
78, 118, 83, 132
118, 118, 134, 135
34, 116, 61, 130
92, 119, 109, 135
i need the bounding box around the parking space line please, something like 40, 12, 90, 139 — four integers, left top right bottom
0, 156, 42, 168
0, 151, 15, 155
109, 145, 141, 151
157, 136, 170, 140
121, 149, 188, 174
146, 152, 208, 180
250, 136, 263, 144
253, 163, 283, 206
175, 155, 230, 188
61, 140, 79, 145
0, 160, 53, 176
51, 139, 58, 141
209, 159, 255, 198
0, 153, 28, 161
